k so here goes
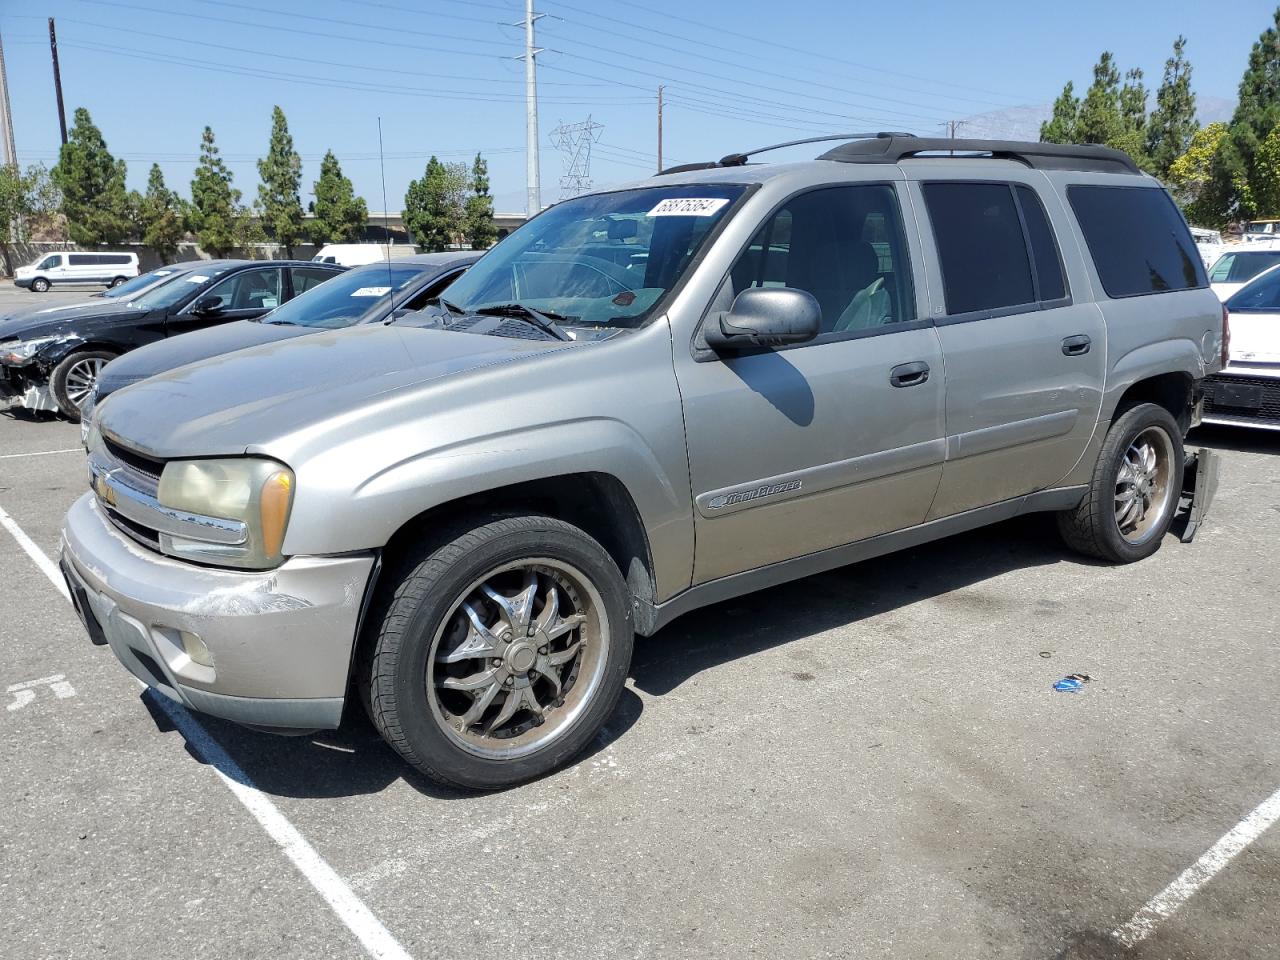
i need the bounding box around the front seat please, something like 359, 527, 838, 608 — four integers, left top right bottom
834, 242, 892, 331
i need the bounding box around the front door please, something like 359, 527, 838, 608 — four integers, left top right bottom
674, 183, 947, 584
168, 266, 285, 335
910, 177, 1106, 518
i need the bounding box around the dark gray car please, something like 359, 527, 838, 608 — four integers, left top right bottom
92, 253, 479, 406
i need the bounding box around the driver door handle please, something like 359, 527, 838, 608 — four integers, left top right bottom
889, 361, 930, 388
1062, 334, 1092, 356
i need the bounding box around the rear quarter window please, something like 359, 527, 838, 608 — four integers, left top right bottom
1067, 185, 1205, 298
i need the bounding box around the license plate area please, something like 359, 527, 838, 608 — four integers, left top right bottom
1217, 382, 1265, 409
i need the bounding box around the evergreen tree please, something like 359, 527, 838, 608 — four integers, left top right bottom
1146, 37, 1199, 178
403, 156, 455, 252
309, 150, 367, 243
139, 164, 185, 264
1211, 9, 1280, 221
1040, 82, 1079, 144
50, 107, 133, 246
464, 152, 497, 249
1077, 53, 1125, 146
189, 126, 242, 257
256, 106, 305, 258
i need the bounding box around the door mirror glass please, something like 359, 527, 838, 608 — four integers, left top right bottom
704, 287, 820, 350
193, 294, 224, 315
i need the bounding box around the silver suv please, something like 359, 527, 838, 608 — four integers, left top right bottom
61, 136, 1226, 789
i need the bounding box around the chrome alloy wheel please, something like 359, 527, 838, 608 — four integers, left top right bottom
64, 357, 106, 409
426, 559, 608, 760
1114, 425, 1176, 545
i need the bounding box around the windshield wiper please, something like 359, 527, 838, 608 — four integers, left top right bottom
473, 303, 573, 341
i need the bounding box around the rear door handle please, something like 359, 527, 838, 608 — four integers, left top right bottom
1062, 334, 1092, 356
889, 361, 930, 388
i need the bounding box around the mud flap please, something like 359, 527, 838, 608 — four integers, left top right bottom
1178, 448, 1219, 543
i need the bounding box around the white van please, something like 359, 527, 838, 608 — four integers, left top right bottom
14, 251, 140, 292
311, 243, 420, 268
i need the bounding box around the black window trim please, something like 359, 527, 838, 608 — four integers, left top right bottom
1065, 183, 1209, 300
922, 178, 1073, 326
692, 179, 929, 362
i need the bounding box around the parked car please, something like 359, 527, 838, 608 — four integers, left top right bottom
0, 259, 344, 419
312, 243, 422, 267
14, 251, 140, 291
1189, 226, 1225, 268
1207, 247, 1280, 299
1243, 219, 1280, 242
0, 263, 201, 328
1201, 262, 1280, 430
92, 253, 480, 408
63, 136, 1224, 789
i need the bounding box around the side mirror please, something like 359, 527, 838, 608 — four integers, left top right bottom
193, 295, 223, 315
703, 287, 821, 351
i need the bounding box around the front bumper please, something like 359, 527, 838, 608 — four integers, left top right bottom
60, 493, 376, 730
12, 276, 33, 289
1202, 367, 1280, 431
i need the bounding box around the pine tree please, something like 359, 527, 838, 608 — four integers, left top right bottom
1040, 82, 1079, 144
139, 164, 185, 264
256, 106, 305, 258
1211, 9, 1280, 221
403, 156, 455, 252
189, 126, 242, 257
309, 150, 367, 244
50, 107, 134, 246
464, 152, 497, 250
1077, 53, 1124, 146
1146, 37, 1199, 178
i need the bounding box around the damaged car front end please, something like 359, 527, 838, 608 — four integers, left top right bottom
0, 335, 74, 413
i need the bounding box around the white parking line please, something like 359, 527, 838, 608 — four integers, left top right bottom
0, 502, 414, 960
1113, 785, 1280, 947
0, 447, 83, 460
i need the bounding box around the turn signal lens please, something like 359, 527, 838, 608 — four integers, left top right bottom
260, 470, 293, 559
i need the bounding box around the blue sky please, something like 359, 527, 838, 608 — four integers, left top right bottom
1, 0, 1277, 215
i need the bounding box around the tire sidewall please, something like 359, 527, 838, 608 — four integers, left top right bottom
382, 520, 633, 790
50, 349, 113, 422
31, 277, 49, 292
1096, 403, 1184, 562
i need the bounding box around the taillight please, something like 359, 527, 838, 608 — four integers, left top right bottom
1221, 303, 1231, 368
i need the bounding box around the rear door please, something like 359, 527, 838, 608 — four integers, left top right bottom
286, 265, 342, 300
166, 266, 285, 335
909, 175, 1105, 518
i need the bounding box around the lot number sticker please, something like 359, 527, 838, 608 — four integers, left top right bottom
647, 197, 730, 217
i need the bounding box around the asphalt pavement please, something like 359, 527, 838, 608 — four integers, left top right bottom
0, 359, 1278, 959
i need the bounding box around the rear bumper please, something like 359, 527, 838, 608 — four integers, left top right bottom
60, 493, 375, 730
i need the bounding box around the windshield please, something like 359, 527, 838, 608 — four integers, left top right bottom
264, 262, 430, 328
1226, 264, 1280, 312
441, 184, 746, 327
130, 266, 229, 309
104, 266, 189, 299
1209, 251, 1280, 284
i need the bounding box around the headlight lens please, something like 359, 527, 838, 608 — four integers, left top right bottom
0, 336, 59, 364
157, 458, 295, 569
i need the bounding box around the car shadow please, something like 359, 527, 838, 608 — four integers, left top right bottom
1189, 422, 1280, 455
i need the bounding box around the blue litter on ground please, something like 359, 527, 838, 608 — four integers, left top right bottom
1053, 673, 1092, 693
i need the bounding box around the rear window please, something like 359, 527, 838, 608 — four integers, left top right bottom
1067, 185, 1205, 297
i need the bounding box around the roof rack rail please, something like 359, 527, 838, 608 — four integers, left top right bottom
818, 136, 1141, 175
656, 132, 914, 176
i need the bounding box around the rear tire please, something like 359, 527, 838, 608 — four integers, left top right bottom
50, 349, 114, 421
109, 276, 127, 287
31, 277, 50, 293
360, 514, 634, 790
1057, 402, 1184, 563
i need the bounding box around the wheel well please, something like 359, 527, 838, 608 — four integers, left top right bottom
379, 472, 657, 613
1112, 373, 1194, 433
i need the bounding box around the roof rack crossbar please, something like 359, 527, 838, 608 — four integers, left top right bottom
718, 131, 914, 167
817, 136, 1141, 175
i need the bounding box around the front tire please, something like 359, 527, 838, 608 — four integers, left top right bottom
1057, 402, 1184, 563
360, 514, 634, 790
31, 277, 50, 293
50, 349, 113, 421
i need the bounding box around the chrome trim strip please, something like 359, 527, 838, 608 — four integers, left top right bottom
90, 465, 248, 546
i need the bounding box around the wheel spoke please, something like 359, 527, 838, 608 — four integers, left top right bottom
546, 639, 582, 667
438, 602, 502, 664
486, 686, 522, 733
534, 583, 559, 632
534, 657, 563, 698
546, 612, 586, 640
441, 667, 499, 692
458, 681, 501, 728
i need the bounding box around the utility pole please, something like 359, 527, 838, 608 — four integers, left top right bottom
522, 0, 543, 217
0, 30, 17, 167
657, 85, 664, 173
49, 18, 67, 146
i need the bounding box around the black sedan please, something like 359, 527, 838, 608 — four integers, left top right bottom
93, 253, 480, 407
0, 259, 345, 420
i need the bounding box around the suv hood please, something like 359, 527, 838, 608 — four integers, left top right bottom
0, 300, 144, 342
97, 319, 316, 400
98, 323, 573, 458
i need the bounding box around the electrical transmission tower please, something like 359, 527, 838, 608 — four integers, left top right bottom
549, 117, 604, 200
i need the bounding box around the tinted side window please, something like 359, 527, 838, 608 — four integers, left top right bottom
1225, 266, 1280, 311
202, 268, 283, 310
1068, 185, 1204, 297
924, 183, 1034, 315
69, 254, 93, 266
105, 254, 131, 265
1014, 185, 1067, 301
289, 266, 339, 295
730, 184, 916, 335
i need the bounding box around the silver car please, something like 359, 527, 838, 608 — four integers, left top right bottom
62, 135, 1226, 789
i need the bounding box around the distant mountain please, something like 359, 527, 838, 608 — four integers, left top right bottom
956, 94, 1236, 142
